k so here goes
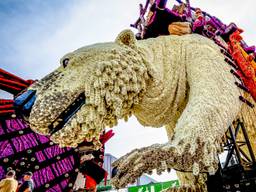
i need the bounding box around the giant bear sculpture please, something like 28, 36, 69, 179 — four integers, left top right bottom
23, 30, 248, 191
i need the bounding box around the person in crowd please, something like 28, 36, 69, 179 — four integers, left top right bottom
0, 170, 18, 192
17, 172, 34, 192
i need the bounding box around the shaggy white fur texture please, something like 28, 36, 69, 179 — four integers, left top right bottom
111, 31, 241, 187
29, 30, 243, 191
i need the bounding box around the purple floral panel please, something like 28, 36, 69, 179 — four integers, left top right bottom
0, 117, 80, 192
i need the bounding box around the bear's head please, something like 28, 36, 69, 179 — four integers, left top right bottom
16, 30, 149, 148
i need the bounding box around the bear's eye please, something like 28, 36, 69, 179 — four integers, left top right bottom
62, 58, 69, 68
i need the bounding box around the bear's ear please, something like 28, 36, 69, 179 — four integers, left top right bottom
115, 29, 137, 48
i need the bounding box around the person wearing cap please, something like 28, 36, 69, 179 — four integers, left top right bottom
17, 172, 34, 192
0, 170, 18, 192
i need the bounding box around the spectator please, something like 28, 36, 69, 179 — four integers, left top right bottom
0, 170, 18, 192
17, 172, 34, 192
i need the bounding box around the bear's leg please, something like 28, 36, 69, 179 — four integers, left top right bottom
167, 43, 242, 173
111, 44, 241, 188
169, 172, 208, 192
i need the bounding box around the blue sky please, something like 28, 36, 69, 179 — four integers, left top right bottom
0, 0, 142, 79
0, 0, 76, 78
1, 0, 255, 79
1, 0, 256, 182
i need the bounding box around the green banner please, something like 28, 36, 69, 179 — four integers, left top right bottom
128, 180, 179, 192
